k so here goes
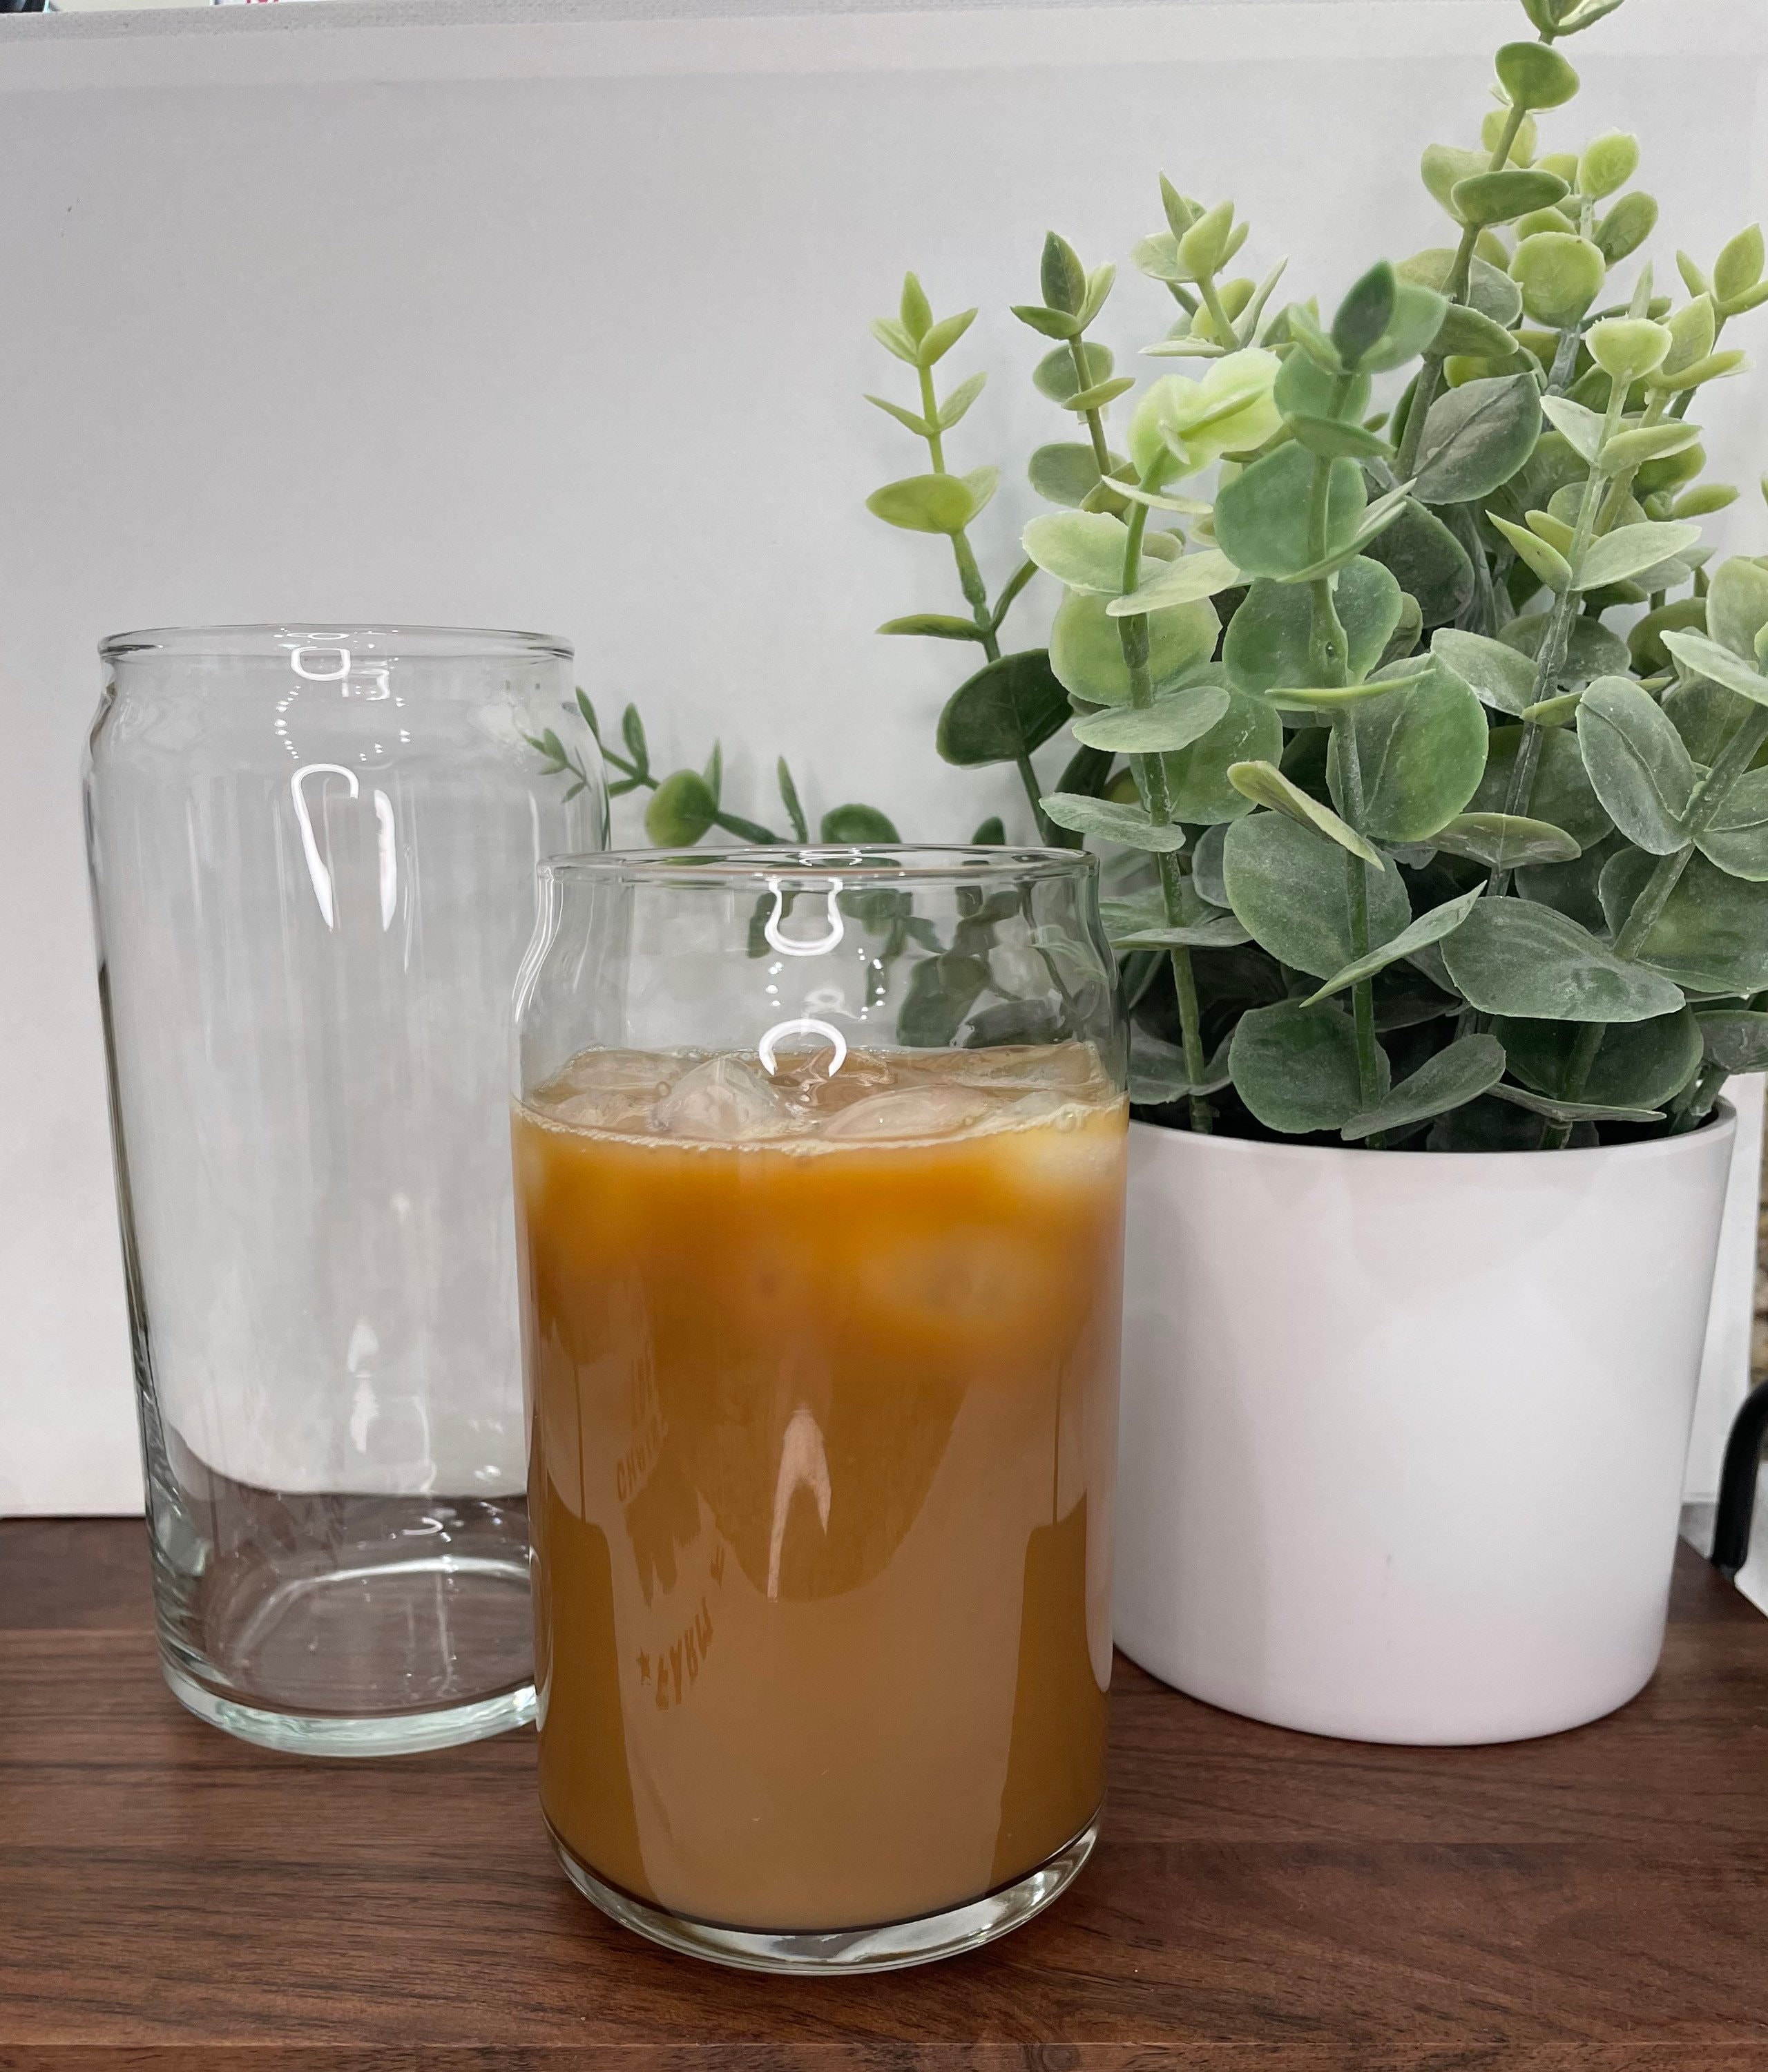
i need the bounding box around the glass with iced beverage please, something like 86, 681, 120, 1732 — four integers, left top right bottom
512, 847, 1127, 1971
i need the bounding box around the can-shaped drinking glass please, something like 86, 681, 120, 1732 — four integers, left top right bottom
512, 845, 1128, 1972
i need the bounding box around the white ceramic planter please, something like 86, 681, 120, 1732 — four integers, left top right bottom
1115, 1111, 1738, 1745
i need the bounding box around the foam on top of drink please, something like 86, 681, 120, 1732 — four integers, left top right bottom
523, 1042, 1121, 1152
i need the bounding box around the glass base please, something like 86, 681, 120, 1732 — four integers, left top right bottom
162, 1657, 536, 1757
548, 1814, 1098, 1974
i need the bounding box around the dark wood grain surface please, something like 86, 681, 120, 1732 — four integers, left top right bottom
4, 1517, 1768, 2069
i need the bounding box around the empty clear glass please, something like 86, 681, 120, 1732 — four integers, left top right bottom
513, 846, 1128, 1969
86, 625, 605, 1754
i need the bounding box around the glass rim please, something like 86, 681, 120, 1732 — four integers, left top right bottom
537, 843, 1097, 887
98, 622, 573, 663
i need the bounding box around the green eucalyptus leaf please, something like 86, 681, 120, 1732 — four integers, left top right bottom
1707, 557, 1768, 663
1107, 549, 1242, 617
919, 309, 977, 367
1596, 191, 1660, 269
1214, 444, 1366, 581
866, 393, 934, 439
1488, 1084, 1663, 1125
1411, 373, 1544, 506
1035, 343, 1114, 403
1331, 261, 1398, 370
1515, 830, 1621, 932
1289, 414, 1394, 460
1022, 511, 1130, 595
1399, 247, 1524, 327
938, 371, 988, 430
1453, 169, 1571, 229
1039, 794, 1188, 850
899, 952, 989, 1048
1510, 233, 1606, 329
644, 769, 718, 847
1111, 877, 1252, 952
1191, 821, 1230, 906
1028, 442, 1126, 509
1327, 659, 1490, 843
1306, 888, 1483, 1004
1222, 810, 1410, 977
971, 816, 1007, 845
1064, 377, 1137, 414
1041, 232, 1087, 317
1490, 512, 1572, 593
1695, 767, 1768, 881
1600, 847, 1768, 994
1050, 590, 1219, 705
1578, 521, 1704, 593
867, 473, 981, 535
1012, 303, 1082, 342
1576, 675, 1695, 854
870, 316, 919, 365
1473, 724, 1613, 847
1497, 1007, 1702, 1109
1340, 1035, 1507, 1140
1500, 611, 1631, 686
878, 613, 986, 642
1227, 761, 1387, 867
1223, 559, 1403, 692
1600, 421, 1702, 474
1276, 351, 1372, 424
1662, 677, 1747, 764
1432, 813, 1582, 867
1229, 999, 1387, 1134
1432, 629, 1539, 716
1361, 500, 1477, 627
1699, 1010, 1768, 1073
820, 803, 901, 846
1072, 683, 1231, 754
1163, 689, 1285, 825
1495, 39, 1579, 110
936, 651, 1071, 768
1128, 1027, 1234, 1103
1432, 303, 1530, 362
1539, 394, 1604, 464
777, 758, 809, 843
1662, 631, 1768, 708
1443, 899, 1684, 1021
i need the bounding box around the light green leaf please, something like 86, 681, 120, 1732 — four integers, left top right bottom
1399, 247, 1524, 327
1035, 343, 1114, 403
1227, 759, 1387, 866
1306, 888, 1483, 1004
1600, 421, 1703, 473
1222, 810, 1410, 977
1039, 794, 1188, 850
1266, 667, 1430, 713
1050, 590, 1219, 705
1578, 521, 1704, 593
1064, 376, 1136, 414
919, 308, 977, 366
1576, 674, 1695, 854
1411, 374, 1543, 506
867, 473, 980, 536
865, 393, 934, 438
1339, 1035, 1506, 1140
1229, 999, 1387, 1134
1663, 631, 1768, 708
1072, 684, 1231, 754
1432, 629, 1540, 716
1696, 767, 1768, 881
1441, 899, 1684, 1021
1432, 813, 1582, 867
1107, 549, 1242, 617
1539, 394, 1604, 464
1021, 511, 1131, 595
1327, 659, 1490, 843
1452, 169, 1571, 229
937, 371, 988, 429
877, 613, 986, 642
1708, 557, 1768, 664
1490, 512, 1573, 592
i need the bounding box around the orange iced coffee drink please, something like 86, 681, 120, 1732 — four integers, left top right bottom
515, 1039, 1126, 1939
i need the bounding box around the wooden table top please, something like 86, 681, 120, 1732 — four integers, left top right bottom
4, 1517, 1768, 2069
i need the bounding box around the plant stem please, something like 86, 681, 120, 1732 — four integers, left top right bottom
919, 360, 1052, 841
1488, 365, 1636, 894
1066, 336, 1115, 478
1395, 94, 1534, 483
1115, 497, 1214, 1132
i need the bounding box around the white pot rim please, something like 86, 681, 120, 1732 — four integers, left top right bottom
1129, 1100, 1736, 1172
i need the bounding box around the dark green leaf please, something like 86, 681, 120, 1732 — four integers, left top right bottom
1490, 1083, 1663, 1124
899, 952, 989, 1047
1411, 373, 1543, 506
1034, 343, 1115, 403
1577, 674, 1695, 854
1163, 688, 1285, 825
1339, 1034, 1506, 1140
644, 769, 718, 847
1361, 500, 1476, 626
970, 815, 1006, 846
1496, 1007, 1702, 1108
777, 758, 809, 843
1214, 445, 1367, 581
937, 651, 1071, 767
1224, 559, 1403, 693
621, 704, 649, 774
1327, 659, 1490, 843
1599, 847, 1768, 994
1222, 810, 1411, 977
1331, 261, 1397, 370
1306, 888, 1483, 1002
1473, 723, 1613, 847
1229, 999, 1387, 1133
1441, 899, 1684, 1021
820, 803, 901, 845
1698, 767, 1768, 881
1432, 812, 1582, 868
1698, 1010, 1768, 1073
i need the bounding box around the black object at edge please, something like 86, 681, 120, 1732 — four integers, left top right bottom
1711, 1377, 1768, 1578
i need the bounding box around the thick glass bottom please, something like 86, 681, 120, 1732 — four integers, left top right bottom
163, 1656, 536, 1756
548, 1814, 1099, 1974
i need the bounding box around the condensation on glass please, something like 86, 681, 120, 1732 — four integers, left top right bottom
512, 846, 1128, 1970
86, 624, 605, 1754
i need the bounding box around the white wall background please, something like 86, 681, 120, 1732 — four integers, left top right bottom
2, 0, 1765, 1512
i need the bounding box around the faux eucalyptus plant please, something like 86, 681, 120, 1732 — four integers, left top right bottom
861, 0, 1768, 1149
